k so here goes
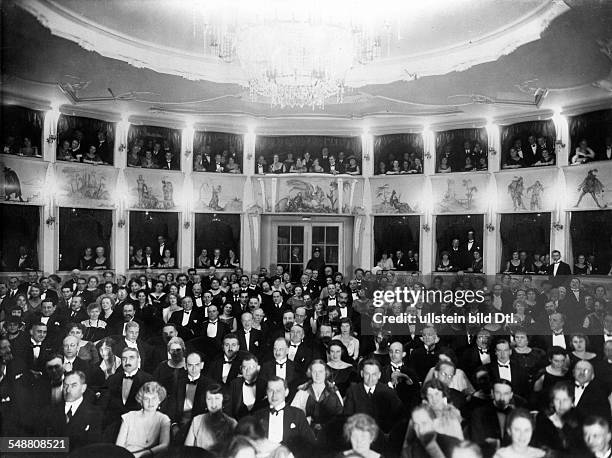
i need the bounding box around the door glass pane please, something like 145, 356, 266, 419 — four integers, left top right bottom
291, 245, 303, 263
277, 245, 290, 263
291, 226, 304, 243
326, 246, 338, 264
326, 227, 339, 244
278, 226, 289, 240
312, 226, 325, 244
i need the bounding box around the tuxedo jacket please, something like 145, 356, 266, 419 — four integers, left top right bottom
461, 345, 492, 382
66, 308, 89, 324
201, 318, 229, 346
206, 355, 242, 386
169, 309, 205, 340
102, 369, 153, 424
260, 359, 301, 392
536, 332, 573, 354
289, 342, 317, 377
165, 372, 215, 422
111, 339, 154, 373
547, 261, 572, 282
574, 379, 611, 421
39, 289, 59, 303
13, 338, 57, 371
343, 382, 403, 433
237, 328, 263, 357
225, 377, 268, 419
262, 301, 290, 328
43, 400, 103, 450
380, 363, 421, 412
485, 361, 530, 399
253, 405, 316, 456
469, 403, 513, 448
107, 318, 146, 338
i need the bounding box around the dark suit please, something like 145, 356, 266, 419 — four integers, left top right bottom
343, 382, 403, 434
574, 379, 611, 421
485, 361, 530, 399
380, 363, 421, 412
201, 318, 229, 347
253, 405, 316, 458
13, 338, 56, 371
206, 356, 242, 385
470, 403, 514, 456
165, 372, 215, 423
547, 261, 572, 285
260, 359, 301, 394
169, 309, 204, 340
102, 369, 153, 427
111, 339, 154, 373
289, 341, 317, 377
237, 328, 263, 357
262, 301, 290, 328
225, 377, 268, 419
43, 399, 102, 451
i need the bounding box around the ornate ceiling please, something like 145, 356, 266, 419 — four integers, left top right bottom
1, 0, 612, 133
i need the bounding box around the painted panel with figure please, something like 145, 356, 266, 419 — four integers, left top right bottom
55, 163, 118, 208
370, 176, 425, 214
564, 162, 612, 210
275, 177, 342, 213
0, 154, 48, 204
192, 174, 244, 212
430, 173, 489, 214
340, 178, 365, 214
496, 168, 557, 213
124, 169, 184, 210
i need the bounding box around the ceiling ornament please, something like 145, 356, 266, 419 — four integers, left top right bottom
447, 89, 548, 107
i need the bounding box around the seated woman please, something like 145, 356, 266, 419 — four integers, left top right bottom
422, 379, 464, 440
197, 249, 211, 268
567, 333, 598, 369
511, 331, 547, 382
504, 251, 525, 274
534, 148, 555, 166
19, 137, 39, 156
533, 347, 570, 406
493, 408, 545, 458
571, 139, 596, 165
93, 246, 108, 270
291, 359, 343, 447
438, 157, 452, 173
269, 154, 285, 173
152, 337, 186, 393
437, 251, 454, 272
573, 254, 591, 275
140, 150, 159, 168
225, 156, 241, 174
68, 322, 100, 364
503, 148, 524, 169
81, 302, 108, 342
127, 145, 142, 167
158, 249, 175, 268
184, 384, 237, 452
326, 340, 359, 397
463, 156, 475, 171
57, 140, 74, 161
341, 413, 381, 458
80, 247, 95, 271
149, 281, 167, 309
333, 318, 360, 362
116, 381, 171, 457
345, 157, 360, 175
533, 382, 583, 454
89, 337, 120, 393
386, 160, 401, 175
468, 250, 483, 273
227, 249, 240, 268
98, 295, 117, 325
82, 146, 104, 165
162, 293, 181, 324
476, 156, 488, 170
219, 303, 237, 332
289, 158, 307, 173
377, 161, 387, 175
376, 252, 394, 271
310, 158, 324, 173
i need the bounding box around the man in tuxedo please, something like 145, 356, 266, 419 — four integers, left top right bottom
166, 351, 214, 441
287, 324, 316, 378
202, 304, 229, 347
161, 151, 178, 170
595, 341, 612, 394
17, 271, 39, 296
109, 302, 144, 337
540, 312, 572, 352
263, 290, 290, 328
461, 328, 492, 383
156, 235, 168, 265
38, 277, 58, 303
202, 145, 214, 171
547, 250, 572, 285
591, 312, 612, 359
237, 312, 263, 357
260, 337, 300, 393
337, 291, 360, 333
410, 326, 444, 382
463, 230, 481, 270
13, 322, 55, 371
226, 354, 268, 420
211, 248, 224, 268
448, 238, 463, 271
253, 376, 315, 457
67, 295, 88, 323
33, 299, 66, 345
168, 296, 203, 341
43, 370, 102, 451
0, 336, 32, 436
61, 335, 90, 376
103, 347, 153, 434
393, 250, 407, 270
485, 339, 530, 399
524, 134, 541, 165
111, 321, 154, 373
343, 359, 404, 436
57, 286, 74, 314
61, 270, 81, 293
559, 277, 587, 331
206, 333, 242, 385
573, 360, 611, 422
582, 416, 612, 458
96, 131, 111, 164
381, 341, 420, 412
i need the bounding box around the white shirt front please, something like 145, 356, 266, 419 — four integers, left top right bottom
497, 361, 512, 382
268, 402, 285, 443
65, 397, 83, 418
222, 359, 232, 383
182, 311, 191, 327
243, 330, 251, 351
553, 261, 560, 276
178, 285, 187, 297
242, 382, 256, 411
125, 338, 138, 349
275, 359, 288, 379
207, 320, 218, 338
31, 339, 41, 360
552, 333, 566, 349
40, 316, 50, 325
288, 343, 299, 361
574, 381, 589, 405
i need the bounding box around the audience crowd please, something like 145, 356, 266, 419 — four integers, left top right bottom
0, 256, 611, 458
437, 141, 488, 173
502, 134, 556, 170
56, 131, 113, 165
255, 148, 361, 175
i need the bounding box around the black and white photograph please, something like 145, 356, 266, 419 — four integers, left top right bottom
1, 1, 612, 457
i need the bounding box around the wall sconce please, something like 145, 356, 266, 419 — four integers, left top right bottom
555, 139, 566, 148
488, 147, 497, 156
552, 221, 564, 231
486, 222, 495, 232
45, 216, 56, 227
422, 223, 431, 232
246, 153, 253, 161
117, 219, 126, 228
424, 151, 432, 160
118, 144, 126, 153
46, 134, 57, 144
363, 153, 371, 161
184, 150, 192, 157
184, 221, 191, 229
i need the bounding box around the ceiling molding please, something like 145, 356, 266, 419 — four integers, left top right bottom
560, 97, 612, 116
493, 109, 555, 126
0, 90, 53, 112
59, 105, 122, 122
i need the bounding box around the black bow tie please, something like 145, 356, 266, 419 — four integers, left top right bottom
575, 383, 585, 389
270, 407, 284, 416
223, 360, 232, 365
498, 363, 509, 369
479, 349, 488, 355
123, 374, 134, 380
244, 380, 256, 387
32, 344, 41, 348
553, 331, 564, 336
276, 362, 285, 368
391, 364, 402, 371
187, 378, 199, 385
290, 344, 299, 348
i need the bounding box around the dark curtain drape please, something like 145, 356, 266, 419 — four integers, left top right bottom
255, 135, 362, 162
0, 204, 40, 271
570, 210, 612, 274
499, 213, 550, 272
57, 114, 115, 153
435, 214, 484, 260
569, 109, 612, 161
435, 128, 488, 152
373, 133, 424, 174
127, 125, 181, 155
1, 105, 44, 149
129, 211, 179, 264
194, 213, 241, 263
59, 208, 113, 270
501, 120, 556, 159
193, 131, 244, 163
373, 216, 419, 261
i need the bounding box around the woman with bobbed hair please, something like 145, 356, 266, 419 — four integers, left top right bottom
340, 413, 380, 458
568, 333, 598, 369
291, 359, 343, 446
493, 408, 545, 458
333, 318, 360, 362
81, 302, 108, 342
116, 381, 171, 457
326, 339, 359, 397
421, 379, 464, 440
67, 322, 99, 364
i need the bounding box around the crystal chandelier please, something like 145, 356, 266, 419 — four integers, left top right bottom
202, 4, 384, 109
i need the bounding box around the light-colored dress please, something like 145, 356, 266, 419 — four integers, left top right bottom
493, 446, 546, 458
184, 412, 237, 449
118, 410, 170, 453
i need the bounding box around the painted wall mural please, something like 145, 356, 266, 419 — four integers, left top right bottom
55, 163, 118, 208
275, 178, 340, 213
192, 174, 244, 212
564, 162, 612, 209
430, 173, 489, 213
370, 176, 425, 214
341, 178, 364, 214
124, 169, 184, 210
0, 154, 48, 204
496, 168, 557, 212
